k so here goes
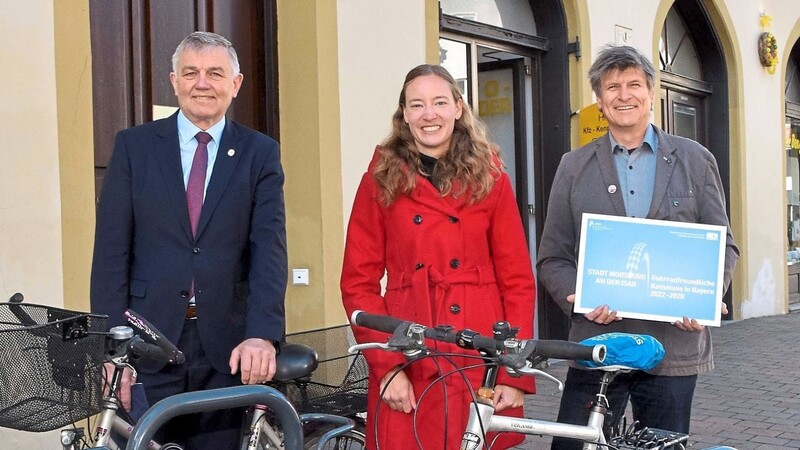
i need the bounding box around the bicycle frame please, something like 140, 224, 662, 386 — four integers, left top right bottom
61, 361, 165, 450
460, 358, 610, 450
463, 402, 603, 448
243, 404, 283, 450
242, 402, 358, 450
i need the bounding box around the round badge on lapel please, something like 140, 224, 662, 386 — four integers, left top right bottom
608, 185, 617, 194
227, 149, 235, 156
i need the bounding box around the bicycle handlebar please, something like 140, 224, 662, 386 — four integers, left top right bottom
5, 294, 185, 367
126, 336, 176, 364
351, 310, 605, 364
125, 309, 185, 365
7, 292, 38, 329
351, 310, 405, 334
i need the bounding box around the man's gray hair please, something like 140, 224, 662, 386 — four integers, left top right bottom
588, 45, 656, 97
172, 31, 240, 77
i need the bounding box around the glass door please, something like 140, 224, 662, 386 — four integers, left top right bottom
439, 36, 539, 260
662, 89, 706, 146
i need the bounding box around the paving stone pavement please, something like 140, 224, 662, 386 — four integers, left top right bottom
514, 311, 800, 450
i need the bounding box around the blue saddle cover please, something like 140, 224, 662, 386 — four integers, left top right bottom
577, 333, 665, 370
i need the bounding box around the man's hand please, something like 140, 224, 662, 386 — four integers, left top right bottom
568, 294, 621, 325
229, 338, 277, 384
103, 362, 135, 411
493, 385, 524, 412
674, 301, 728, 332
379, 367, 416, 413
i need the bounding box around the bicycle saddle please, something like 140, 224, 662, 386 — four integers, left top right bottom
273, 343, 319, 381
576, 333, 665, 371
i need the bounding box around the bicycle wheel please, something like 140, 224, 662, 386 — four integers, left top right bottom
303, 426, 366, 450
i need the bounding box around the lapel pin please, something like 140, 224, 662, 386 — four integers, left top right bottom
608, 185, 617, 194
227, 149, 235, 157
663, 156, 672, 164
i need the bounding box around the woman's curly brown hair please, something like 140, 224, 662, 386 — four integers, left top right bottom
373, 64, 501, 206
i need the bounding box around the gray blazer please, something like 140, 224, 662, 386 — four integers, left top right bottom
536, 125, 739, 376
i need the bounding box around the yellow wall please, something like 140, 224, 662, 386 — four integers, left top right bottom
55, 0, 96, 312
278, 0, 346, 332
425, 0, 440, 63
566, 0, 595, 149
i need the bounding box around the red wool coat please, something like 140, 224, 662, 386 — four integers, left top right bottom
341, 147, 536, 450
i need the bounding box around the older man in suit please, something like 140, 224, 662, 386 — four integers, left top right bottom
536, 45, 739, 450
90, 31, 287, 449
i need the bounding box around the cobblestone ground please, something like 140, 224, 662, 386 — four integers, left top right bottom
515, 312, 800, 450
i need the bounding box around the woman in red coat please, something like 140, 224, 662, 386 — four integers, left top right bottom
341, 64, 536, 450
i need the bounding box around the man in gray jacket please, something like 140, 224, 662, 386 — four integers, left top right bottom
536, 45, 739, 450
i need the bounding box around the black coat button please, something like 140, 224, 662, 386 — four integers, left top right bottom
450, 304, 461, 314
448, 216, 459, 223
413, 215, 423, 224
180, 290, 189, 298
415, 262, 425, 270
450, 259, 460, 269
192, 247, 201, 254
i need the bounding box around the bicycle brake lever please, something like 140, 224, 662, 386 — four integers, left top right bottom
109, 355, 129, 366
348, 342, 392, 353
515, 366, 564, 391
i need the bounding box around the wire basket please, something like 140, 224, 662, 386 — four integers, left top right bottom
0, 303, 107, 432
280, 324, 368, 417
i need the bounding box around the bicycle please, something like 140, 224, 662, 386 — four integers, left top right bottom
348, 310, 737, 450
0, 294, 364, 450
93, 314, 362, 450
245, 324, 368, 450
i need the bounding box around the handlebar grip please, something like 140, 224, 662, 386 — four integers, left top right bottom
8, 300, 37, 327
125, 309, 185, 364
533, 340, 606, 363
351, 310, 409, 334
129, 336, 173, 363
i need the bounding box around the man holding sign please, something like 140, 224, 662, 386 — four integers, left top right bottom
536, 45, 739, 450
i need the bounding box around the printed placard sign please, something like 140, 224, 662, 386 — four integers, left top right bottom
575, 213, 726, 326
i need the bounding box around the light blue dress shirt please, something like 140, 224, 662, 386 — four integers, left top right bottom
610, 124, 659, 218
177, 111, 225, 197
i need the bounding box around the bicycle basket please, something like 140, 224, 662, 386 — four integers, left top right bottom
280, 324, 368, 417
0, 302, 107, 432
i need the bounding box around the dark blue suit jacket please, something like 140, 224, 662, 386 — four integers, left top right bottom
90, 112, 288, 373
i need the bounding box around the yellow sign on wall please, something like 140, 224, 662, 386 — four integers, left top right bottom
478, 79, 512, 117
578, 103, 609, 147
